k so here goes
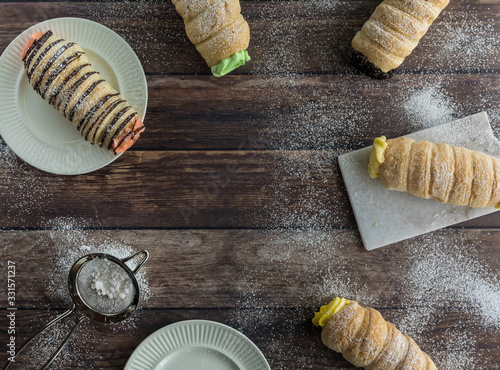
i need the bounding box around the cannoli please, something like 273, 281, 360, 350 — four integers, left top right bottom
313, 297, 437, 369
347, 0, 449, 79
21, 30, 144, 154
368, 136, 500, 208
172, 0, 250, 77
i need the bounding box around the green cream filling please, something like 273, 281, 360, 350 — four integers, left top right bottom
211, 50, 250, 77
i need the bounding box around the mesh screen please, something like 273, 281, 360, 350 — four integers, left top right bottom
76, 258, 136, 315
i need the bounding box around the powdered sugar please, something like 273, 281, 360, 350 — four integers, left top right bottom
426, 10, 500, 73
401, 84, 459, 129
0, 137, 51, 223
90, 258, 134, 300
400, 232, 500, 331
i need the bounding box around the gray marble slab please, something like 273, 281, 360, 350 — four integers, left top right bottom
338, 112, 500, 251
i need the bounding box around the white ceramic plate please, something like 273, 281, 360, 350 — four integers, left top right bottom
125, 320, 271, 370
0, 18, 147, 175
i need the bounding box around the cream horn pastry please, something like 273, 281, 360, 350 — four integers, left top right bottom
313, 297, 437, 369
172, 0, 250, 77
21, 30, 145, 154
368, 136, 500, 208
346, 0, 449, 79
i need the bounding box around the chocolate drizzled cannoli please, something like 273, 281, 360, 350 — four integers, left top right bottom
22, 30, 144, 154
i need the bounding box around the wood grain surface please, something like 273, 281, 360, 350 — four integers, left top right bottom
0, 0, 499, 369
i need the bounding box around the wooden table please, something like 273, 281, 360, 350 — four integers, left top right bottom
1, 1, 499, 369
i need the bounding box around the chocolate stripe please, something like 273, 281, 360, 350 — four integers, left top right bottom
41, 52, 83, 99
77, 93, 120, 131
58, 71, 98, 115
33, 42, 76, 93
23, 30, 52, 64
84, 98, 125, 142
131, 125, 145, 139
68, 79, 104, 122
27, 38, 64, 82
100, 106, 132, 145
106, 112, 137, 150
48, 63, 90, 105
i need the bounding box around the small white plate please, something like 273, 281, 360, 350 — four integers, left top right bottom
0, 18, 148, 175
125, 320, 271, 370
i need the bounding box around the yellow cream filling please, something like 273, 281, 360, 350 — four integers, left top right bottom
312, 297, 351, 327
368, 136, 388, 179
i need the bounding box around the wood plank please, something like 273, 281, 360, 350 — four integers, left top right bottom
1, 71, 499, 152
2, 228, 499, 308
2, 228, 498, 367
0, 1, 498, 75
2, 149, 500, 228
0, 149, 352, 229
0, 307, 498, 369
139, 73, 500, 151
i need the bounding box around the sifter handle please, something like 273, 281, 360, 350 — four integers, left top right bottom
4, 305, 76, 370
40, 315, 86, 370
121, 249, 149, 275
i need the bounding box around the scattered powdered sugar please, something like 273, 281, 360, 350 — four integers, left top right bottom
433, 330, 477, 370
400, 84, 460, 130
400, 232, 500, 331
8, 310, 100, 370
0, 136, 52, 223
230, 229, 499, 369
251, 0, 352, 74
385, 231, 500, 369
427, 10, 500, 73
77, 1, 187, 73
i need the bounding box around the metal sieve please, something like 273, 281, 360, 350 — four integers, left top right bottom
4, 250, 149, 370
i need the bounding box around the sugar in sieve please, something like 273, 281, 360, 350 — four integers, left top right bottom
4, 250, 149, 370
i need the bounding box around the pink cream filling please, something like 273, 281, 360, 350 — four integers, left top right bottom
112, 116, 145, 154
21, 32, 45, 60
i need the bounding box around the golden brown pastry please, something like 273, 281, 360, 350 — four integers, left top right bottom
172, 0, 250, 76
369, 136, 500, 208
22, 30, 144, 154
347, 0, 449, 78
313, 298, 437, 369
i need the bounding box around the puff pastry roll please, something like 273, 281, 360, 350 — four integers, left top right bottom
368, 136, 500, 208
21, 30, 144, 154
313, 298, 437, 370
347, 0, 449, 79
172, 0, 250, 76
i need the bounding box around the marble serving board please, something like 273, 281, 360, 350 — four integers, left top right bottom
338, 112, 500, 251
